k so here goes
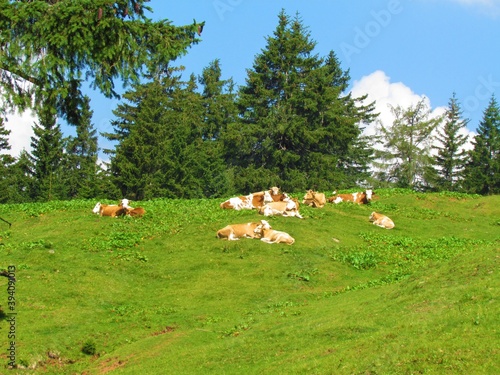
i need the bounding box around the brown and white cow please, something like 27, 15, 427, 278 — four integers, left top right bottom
216, 220, 269, 241
92, 202, 128, 217
220, 189, 275, 210
328, 189, 374, 204
253, 220, 295, 245
369, 212, 395, 229
302, 190, 326, 208
258, 200, 303, 219
120, 199, 147, 217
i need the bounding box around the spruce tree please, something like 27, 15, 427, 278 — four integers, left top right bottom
1, 1, 204, 126
0, 118, 15, 203
8, 150, 34, 203
106, 68, 216, 199
228, 10, 376, 192
64, 96, 99, 199
463, 95, 500, 195
199, 60, 237, 197
429, 93, 469, 191
374, 99, 443, 189
29, 106, 66, 201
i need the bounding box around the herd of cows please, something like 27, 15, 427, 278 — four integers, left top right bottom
216, 187, 395, 245
90, 187, 395, 245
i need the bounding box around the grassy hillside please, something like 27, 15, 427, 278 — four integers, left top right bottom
0, 190, 499, 374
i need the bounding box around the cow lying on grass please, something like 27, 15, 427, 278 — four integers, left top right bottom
220, 190, 273, 210
258, 200, 303, 219
92, 199, 146, 218
328, 189, 373, 204
220, 187, 291, 210
216, 220, 269, 241
253, 220, 295, 245
120, 200, 146, 217
92, 202, 128, 217
302, 190, 326, 208
369, 212, 395, 229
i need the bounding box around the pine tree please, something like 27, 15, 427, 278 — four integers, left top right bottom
429, 93, 469, 191
29, 106, 66, 201
195, 60, 237, 197
374, 99, 443, 189
0, 118, 15, 203
64, 96, 100, 199
105, 68, 216, 199
8, 150, 34, 203
228, 10, 376, 192
0, 1, 204, 125
463, 95, 500, 195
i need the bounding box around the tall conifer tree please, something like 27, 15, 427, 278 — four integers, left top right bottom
0, 118, 15, 202
64, 96, 99, 198
428, 93, 469, 191
374, 99, 442, 189
29, 106, 66, 201
106, 68, 214, 199
8, 150, 33, 203
228, 10, 376, 192
463, 95, 500, 194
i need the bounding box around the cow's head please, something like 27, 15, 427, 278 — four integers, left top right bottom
302, 190, 314, 202
120, 198, 131, 208
92, 202, 101, 214
254, 220, 272, 236
365, 189, 373, 201
269, 186, 280, 195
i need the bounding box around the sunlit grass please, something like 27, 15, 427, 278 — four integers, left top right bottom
0, 190, 498, 374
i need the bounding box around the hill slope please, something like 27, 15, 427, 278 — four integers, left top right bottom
0, 190, 499, 374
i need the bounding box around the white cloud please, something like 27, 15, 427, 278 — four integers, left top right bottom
3, 109, 35, 157
350, 70, 476, 151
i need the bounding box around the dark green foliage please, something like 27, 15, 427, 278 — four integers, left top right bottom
63, 96, 100, 199
428, 93, 469, 191
105, 66, 232, 200
0, 0, 203, 125
29, 105, 66, 201
226, 10, 377, 192
463, 95, 500, 195
6, 150, 33, 203
0, 118, 15, 203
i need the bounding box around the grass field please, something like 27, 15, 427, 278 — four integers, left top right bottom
0, 189, 499, 374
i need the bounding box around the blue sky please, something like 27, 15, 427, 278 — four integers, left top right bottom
5, 0, 500, 157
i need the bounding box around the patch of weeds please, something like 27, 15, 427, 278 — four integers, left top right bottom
81, 339, 97, 356
22, 239, 53, 250
437, 191, 481, 200
287, 268, 318, 281
221, 319, 254, 337
331, 250, 379, 270
114, 251, 148, 262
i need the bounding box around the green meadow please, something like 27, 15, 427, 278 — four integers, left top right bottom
0, 189, 499, 374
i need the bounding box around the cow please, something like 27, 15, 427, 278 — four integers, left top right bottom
268, 186, 291, 202
328, 189, 374, 204
92, 202, 128, 217
258, 200, 303, 219
119, 199, 146, 217
216, 220, 269, 241
369, 212, 395, 229
302, 190, 326, 208
253, 220, 295, 245
126, 207, 146, 217
220, 190, 274, 210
